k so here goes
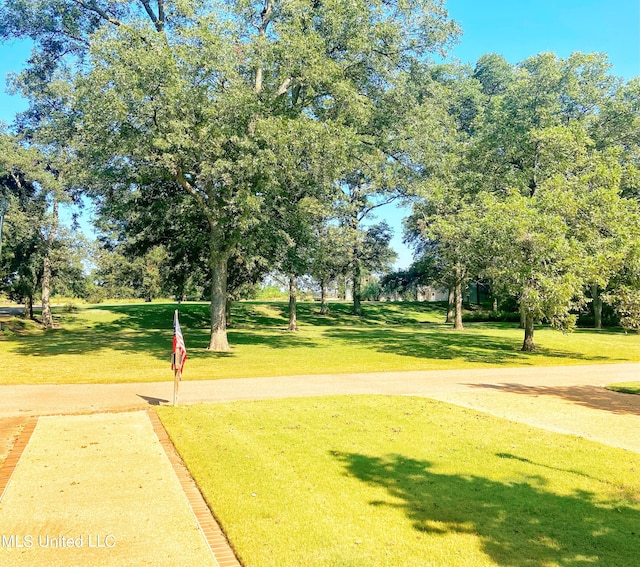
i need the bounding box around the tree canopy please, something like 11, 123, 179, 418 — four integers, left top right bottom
1, 2, 639, 353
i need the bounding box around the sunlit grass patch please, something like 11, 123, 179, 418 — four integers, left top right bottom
158, 396, 640, 567
606, 382, 640, 395
0, 301, 639, 384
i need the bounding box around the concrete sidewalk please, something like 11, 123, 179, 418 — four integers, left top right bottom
0, 363, 638, 418
0, 412, 219, 566
2, 363, 639, 453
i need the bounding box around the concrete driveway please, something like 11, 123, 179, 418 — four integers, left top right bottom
1, 362, 639, 450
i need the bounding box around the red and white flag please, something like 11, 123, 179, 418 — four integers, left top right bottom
172, 310, 187, 374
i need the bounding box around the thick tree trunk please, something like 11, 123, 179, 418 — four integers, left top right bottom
288, 275, 298, 331
453, 278, 464, 330
446, 287, 455, 324
226, 297, 232, 327
522, 311, 535, 351
519, 304, 526, 329
493, 297, 498, 312
352, 260, 362, 316
41, 254, 53, 327
208, 251, 231, 351
337, 275, 346, 300
41, 201, 58, 330
592, 284, 602, 330
320, 278, 329, 315
0, 197, 5, 263
25, 294, 34, 321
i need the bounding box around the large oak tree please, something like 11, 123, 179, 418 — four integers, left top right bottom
2, 0, 459, 350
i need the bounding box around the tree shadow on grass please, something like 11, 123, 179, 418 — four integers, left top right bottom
7, 301, 452, 359
184, 329, 320, 358
80, 301, 361, 331
85, 303, 211, 331
573, 327, 635, 336
334, 452, 640, 566
7, 325, 171, 358
322, 327, 612, 365
267, 301, 447, 328
226, 329, 318, 349
7, 317, 319, 359
3, 303, 619, 366
494, 452, 605, 483
151, 301, 436, 330
465, 384, 640, 416
86, 303, 310, 347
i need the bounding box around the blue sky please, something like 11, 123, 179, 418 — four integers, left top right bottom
1, 0, 639, 267
447, 0, 639, 79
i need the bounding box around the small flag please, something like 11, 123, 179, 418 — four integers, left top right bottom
172, 310, 187, 374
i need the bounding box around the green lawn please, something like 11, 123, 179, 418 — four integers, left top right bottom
606, 382, 640, 395
1, 301, 639, 384
158, 396, 640, 567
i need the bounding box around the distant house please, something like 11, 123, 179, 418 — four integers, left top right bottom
417, 286, 449, 302
380, 285, 449, 303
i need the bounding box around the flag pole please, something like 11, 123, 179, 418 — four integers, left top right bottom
172, 309, 186, 407
173, 309, 179, 407
173, 357, 180, 406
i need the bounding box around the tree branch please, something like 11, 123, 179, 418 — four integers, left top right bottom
259, 0, 274, 33
291, 84, 302, 107
71, 0, 124, 27
62, 30, 91, 47
9, 171, 23, 191
255, 68, 264, 95
359, 139, 405, 164
359, 194, 399, 221
276, 77, 292, 96
175, 166, 216, 230
157, 0, 165, 27
254, 0, 274, 94
139, 0, 163, 32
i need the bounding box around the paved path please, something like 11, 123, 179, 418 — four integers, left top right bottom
2, 363, 639, 451
0, 362, 638, 412
0, 411, 242, 567
0, 307, 29, 317
0, 412, 216, 566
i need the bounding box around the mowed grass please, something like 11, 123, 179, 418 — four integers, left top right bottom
606, 382, 640, 395
1, 301, 639, 384
158, 395, 640, 567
